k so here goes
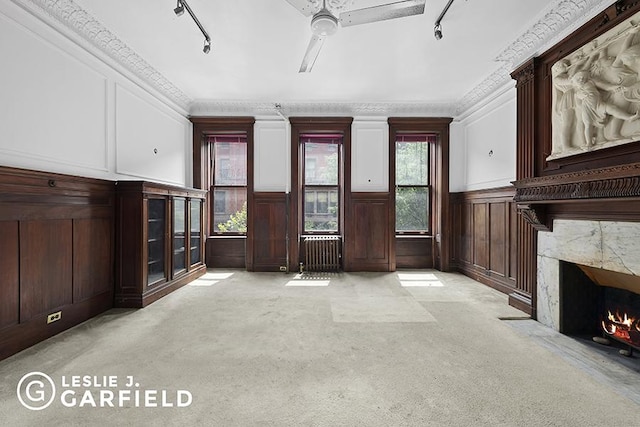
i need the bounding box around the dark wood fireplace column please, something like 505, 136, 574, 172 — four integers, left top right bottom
510, 59, 538, 317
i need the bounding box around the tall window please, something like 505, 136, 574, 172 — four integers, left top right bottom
395, 133, 433, 233
302, 134, 341, 233
210, 134, 247, 234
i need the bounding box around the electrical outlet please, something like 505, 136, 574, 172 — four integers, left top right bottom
47, 311, 62, 324
279, 266, 287, 272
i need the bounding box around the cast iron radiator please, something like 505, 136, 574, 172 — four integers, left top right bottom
303, 235, 341, 272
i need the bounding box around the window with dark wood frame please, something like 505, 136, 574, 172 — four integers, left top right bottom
190, 117, 255, 269
388, 118, 452, 271
395, 133, 436, 235
209, 134, 248, 235
301, 133, 342, 234
289, 117, 353, 272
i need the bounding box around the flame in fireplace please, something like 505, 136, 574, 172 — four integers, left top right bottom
601, 310, 640, 347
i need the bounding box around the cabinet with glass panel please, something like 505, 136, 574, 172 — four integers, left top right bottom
115, 181, 207, 307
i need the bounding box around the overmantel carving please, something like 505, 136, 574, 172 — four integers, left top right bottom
550, 12, 640, 161
513, 162, 640, 202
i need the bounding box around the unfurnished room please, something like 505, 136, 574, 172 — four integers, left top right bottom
1, 0, 640, 425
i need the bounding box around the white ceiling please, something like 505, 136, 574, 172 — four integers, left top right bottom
65, 0, 603, 115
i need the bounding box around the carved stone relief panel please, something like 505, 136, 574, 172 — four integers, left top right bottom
550, 11, 640, 160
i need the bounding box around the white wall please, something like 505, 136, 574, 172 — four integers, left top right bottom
351, 119, 388, 192
449, 121, 466, 192
254, 119, 288, 192
0, 2, 190, 186
254, 118, 390, 193
450, 86, 517, 192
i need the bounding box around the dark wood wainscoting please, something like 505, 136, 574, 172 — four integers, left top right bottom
344, 192, 392, 272
249, 192, 288, 271
0, 166, 115, 360
396, 236, 433, 269
451, 187, 517, 295
206, 236, 246, 268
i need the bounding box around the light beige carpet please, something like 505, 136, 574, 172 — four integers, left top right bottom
1, 270, 639, 426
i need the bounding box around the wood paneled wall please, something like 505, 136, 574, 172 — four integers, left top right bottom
250, 192, 288, 271
451, 187, 517, 295
0, 167, 114, 360
207, 237, 246, 268
344, 192, 392, 271
396, 236, 433, 269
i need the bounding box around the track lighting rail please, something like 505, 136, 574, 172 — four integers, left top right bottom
434, 0, 454, 40
174, 0, 211, 53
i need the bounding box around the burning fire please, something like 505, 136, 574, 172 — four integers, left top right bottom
601, 310, 640, 346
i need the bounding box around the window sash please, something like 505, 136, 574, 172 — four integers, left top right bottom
210, 134, 248, 235
394, 133, 433, 235
303, 186, 339, 233
301, 134, 342, 235
395, 185, 430, 233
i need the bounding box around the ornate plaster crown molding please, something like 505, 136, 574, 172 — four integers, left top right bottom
495, 0, 608, 66
456, 0, 613, 117
11, 0, 615, 118
189, 100, 457, 117
10, 0, 192, 111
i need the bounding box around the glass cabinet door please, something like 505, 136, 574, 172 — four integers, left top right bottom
190, 199, 202, 265
173, 197, 186, 276
147, 198, 166, 285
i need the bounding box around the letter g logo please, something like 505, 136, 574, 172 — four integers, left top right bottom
17, 372, 56, 410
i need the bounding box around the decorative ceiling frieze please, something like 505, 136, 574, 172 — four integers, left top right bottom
9, 0, 614, 118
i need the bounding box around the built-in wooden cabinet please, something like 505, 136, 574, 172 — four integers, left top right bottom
115, 181, 207, 308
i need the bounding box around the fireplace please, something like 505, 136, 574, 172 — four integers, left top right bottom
536, 219, 640, 363
560, 261, 640, 355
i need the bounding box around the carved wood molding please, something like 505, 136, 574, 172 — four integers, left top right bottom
616, 0, 640, 16
511, 61, 535, 86
517, 204, 551, 232
513, 162, 640, 202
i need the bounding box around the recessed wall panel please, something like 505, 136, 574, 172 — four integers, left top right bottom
20, 220, 73, 322
0, 13, 108, 172
255, 121, 287, 191
352, 122, 388, 192
115, 84, 187, 185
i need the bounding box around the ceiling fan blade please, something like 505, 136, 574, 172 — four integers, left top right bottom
339, 0, 425, 27
299, 34, 326, 73
284, 0, 316, 17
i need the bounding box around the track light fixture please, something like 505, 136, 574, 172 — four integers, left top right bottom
434, 24, 442, 40
174, 0, 184, 16
434, 0, 454, 41
173, 0, 211, 54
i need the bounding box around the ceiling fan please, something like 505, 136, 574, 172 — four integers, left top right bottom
285, 0, 426, 72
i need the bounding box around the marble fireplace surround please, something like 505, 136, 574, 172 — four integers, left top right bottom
537, 219, 640, 330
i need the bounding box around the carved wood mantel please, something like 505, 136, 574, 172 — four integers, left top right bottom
513, 162, 640, 202
512, 162, 640, 230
